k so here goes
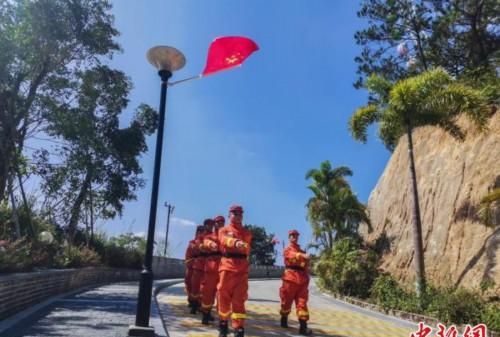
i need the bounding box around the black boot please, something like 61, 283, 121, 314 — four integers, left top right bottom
218, 320, 228, 337
299, 320, 312, 335
201, 312, 210, 325
190, 301, 198, 314
234, 327, 244, 337
280, 315, 288, 328
207, 311, 215, 321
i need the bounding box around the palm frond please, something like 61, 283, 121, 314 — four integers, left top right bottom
349, 104, 380, 143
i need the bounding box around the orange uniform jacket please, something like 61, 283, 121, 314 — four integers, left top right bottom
218, 224, 252, 272
199, 231, 221, 314
202, 232, 221, 273
282, 243, 310, 285
192, 235, 206, 271
185, 239, 196, 268
184, 239, 196, 297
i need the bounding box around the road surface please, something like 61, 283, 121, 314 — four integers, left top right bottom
157, 279, 417, 337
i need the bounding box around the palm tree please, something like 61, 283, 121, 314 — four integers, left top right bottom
349, 68, 490, 298
306, 161, 370, 251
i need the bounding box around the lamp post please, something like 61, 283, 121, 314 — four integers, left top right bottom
128, 46, 185, 337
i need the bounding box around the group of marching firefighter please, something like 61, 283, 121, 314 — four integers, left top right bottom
184, 204, 312, 337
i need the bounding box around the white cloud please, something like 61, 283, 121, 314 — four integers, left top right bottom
171, 217, 197, 227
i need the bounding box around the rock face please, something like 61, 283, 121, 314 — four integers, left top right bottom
362, 113, 500, 293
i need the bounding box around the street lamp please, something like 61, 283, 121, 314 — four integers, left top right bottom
128, 46, 185, 337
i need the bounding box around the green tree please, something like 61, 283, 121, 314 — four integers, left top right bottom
349, 68, 490, 298
245, 224, 276, 265
305, 161, 370, 252
35, 66, 157, 242
354, 0, 499, 88
0, 0, 119, 201
427, 1, 500, 73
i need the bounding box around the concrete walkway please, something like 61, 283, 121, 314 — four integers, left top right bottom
0, 281, 177, 337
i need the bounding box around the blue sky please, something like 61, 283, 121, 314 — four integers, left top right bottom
97, 0, 391, 259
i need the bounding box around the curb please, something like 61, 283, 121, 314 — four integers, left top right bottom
153, 279, 184, 337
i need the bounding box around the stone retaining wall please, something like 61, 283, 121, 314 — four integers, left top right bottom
0, 257, 284, 321
0, 268, 139, 321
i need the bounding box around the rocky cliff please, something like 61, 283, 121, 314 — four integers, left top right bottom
362, 112, 499, 293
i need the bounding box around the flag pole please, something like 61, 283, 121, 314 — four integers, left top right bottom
168, 65, 243, 87
168, 74, 203, 87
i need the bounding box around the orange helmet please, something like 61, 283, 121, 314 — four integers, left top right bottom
203, 218, 215, 226
229, 204, 243, 213
214, 215, 225, 223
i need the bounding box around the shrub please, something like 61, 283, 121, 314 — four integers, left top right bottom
89, 231, 107, 258
370, 274, 422, 313
0, 239, 33, 272
315, 238, 379, 298
370, 274, 406, 310
54, 245, 101, 268
481, 302, 500, 332
30, 241, 60, 268
425, 287, 484, 325
104, 243, 143, 269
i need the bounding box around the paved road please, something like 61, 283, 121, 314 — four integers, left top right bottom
157, 279, 417, 337
1, 282, 167, 337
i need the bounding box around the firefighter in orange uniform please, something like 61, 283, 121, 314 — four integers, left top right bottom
189, 225, 206, 314
184, 228, 198, 308
280, 229, 312, 335
217, 205, 252, 337
199, 217, 224, 324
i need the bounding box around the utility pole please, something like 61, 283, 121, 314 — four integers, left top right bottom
164, 202, 174, 257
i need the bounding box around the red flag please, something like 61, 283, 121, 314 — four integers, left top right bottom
202, 36, 259, 76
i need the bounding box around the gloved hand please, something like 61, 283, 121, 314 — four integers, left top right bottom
235, 240, 248, 249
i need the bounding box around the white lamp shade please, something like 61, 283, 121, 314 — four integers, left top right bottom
147, 46, 186, 72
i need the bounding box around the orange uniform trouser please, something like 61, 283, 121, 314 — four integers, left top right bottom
279, 280, 309, 321
185, 266, 193, 301
217, 270, 248, 329
200, 272, 219, 313
190, 268, 204, 303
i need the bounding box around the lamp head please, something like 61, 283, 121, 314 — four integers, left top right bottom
147, 46, 186, 72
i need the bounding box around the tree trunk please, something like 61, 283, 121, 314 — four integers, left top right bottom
468, 1, 487, 67
0, 138, 15, 202
89, 184, 94, 244
411, 18, 429, 71
327, 229, 334, 251
7, 176, 21, 239
85, 206, 90, 247
67, 171, 92, 243
405, 121, 426, 300
16, 169, 35, 238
